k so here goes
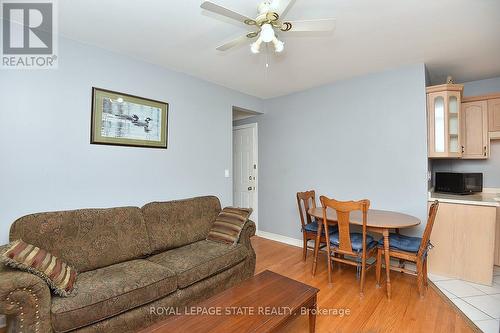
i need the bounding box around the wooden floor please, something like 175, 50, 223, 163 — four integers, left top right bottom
252, 236, 476, 333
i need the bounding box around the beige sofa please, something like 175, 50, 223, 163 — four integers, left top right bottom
0, 196, 256, 332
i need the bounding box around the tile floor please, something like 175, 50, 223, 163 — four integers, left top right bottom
429, 266, 500, 333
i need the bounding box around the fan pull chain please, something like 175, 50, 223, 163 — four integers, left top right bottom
265, 43, 270, 79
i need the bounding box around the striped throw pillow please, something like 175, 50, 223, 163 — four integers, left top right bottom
2, 239, 77, 296
207, 207, 253, 245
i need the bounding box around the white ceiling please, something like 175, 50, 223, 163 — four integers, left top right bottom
59, 0, 500, 99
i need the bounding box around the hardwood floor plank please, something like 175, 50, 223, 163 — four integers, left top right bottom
252, 236, 475, 333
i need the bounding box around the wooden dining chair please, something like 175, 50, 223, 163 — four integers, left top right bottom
319, 196, 378, 296
376, 201, 439, 298
296, 190, 336, 261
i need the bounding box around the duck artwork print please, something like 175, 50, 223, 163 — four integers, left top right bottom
91, 87, 168, 149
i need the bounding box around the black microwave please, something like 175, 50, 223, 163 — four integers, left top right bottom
435, 172, 483, 194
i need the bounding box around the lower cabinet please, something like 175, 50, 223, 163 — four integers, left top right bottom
428, 202, 497, 285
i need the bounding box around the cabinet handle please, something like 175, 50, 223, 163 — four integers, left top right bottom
461, 146, 465, 154
484, 146, 487, 157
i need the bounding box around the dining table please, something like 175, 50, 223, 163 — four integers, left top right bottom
307, 207, 421, 299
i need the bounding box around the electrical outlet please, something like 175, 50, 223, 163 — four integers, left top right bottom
224, 169, 230, 178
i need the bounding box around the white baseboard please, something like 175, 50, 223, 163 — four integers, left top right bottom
256, 230, 303, 247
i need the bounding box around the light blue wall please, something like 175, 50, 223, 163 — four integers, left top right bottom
236, 64, 429, 239
463, 77, 500, 97
431, 76, 500, 188
0, 38, 264, 244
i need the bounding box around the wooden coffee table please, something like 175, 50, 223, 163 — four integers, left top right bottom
141, 270, 319, 333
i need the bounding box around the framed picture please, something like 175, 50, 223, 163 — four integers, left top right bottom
91, 87, 168, 149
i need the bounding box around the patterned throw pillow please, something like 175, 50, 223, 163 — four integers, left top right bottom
2, 239, 77, 296
207, 207, 253, 245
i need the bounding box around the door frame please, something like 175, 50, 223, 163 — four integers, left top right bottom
232, 123, 258, 229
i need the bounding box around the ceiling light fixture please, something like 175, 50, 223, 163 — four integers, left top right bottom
250, 35, 283, 54
260, 23, 275, 42
250, 23, 284, 54
272, 37, 284, 53
250, 37, 263, 54
201, 0, 336, 56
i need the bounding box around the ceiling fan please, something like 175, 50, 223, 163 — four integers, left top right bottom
200, 0, 336, 54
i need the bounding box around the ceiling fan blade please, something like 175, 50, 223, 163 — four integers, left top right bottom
216, 35, 252, 51
273, 0, 296, 18
286, 18, 336, 32
201, 1, 254, 25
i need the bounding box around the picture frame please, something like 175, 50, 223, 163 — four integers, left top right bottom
91, 87, 168, 149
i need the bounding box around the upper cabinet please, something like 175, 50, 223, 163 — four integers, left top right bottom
488, 98, 500, 133
461, 101, 489, 159
427, 84, 463, 158
427, 86, 500, 159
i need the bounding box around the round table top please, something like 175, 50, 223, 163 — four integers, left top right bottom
308, 207, 421, 229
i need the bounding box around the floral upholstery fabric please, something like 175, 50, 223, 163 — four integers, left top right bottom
51, 259, 177, 333
0, 197, 256, 333
141, 196, 221, 253
147, 240, 247, 289
9, 207, 151, 272
73, 257, 256, 333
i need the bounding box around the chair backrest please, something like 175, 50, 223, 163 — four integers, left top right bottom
418, 200, 439, 257
296, 190, 317, 230
320, 196, 370, 254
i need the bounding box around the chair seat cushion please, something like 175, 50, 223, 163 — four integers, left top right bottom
329, 232, 376, 252
303, 220, 338, 235
51, 259, 177, 333
378, 233, 422, 253
147, 240, 247, 289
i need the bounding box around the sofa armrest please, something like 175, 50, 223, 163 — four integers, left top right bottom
238, 220, 256, 249
0, 244, 52, 333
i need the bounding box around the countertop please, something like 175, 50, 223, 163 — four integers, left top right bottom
428, 189, 500, 207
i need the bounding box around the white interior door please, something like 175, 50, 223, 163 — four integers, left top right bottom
233, 124, 258, 227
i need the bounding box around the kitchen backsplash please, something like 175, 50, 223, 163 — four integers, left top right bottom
431, 140, 500, 188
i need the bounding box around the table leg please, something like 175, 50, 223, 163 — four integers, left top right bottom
383, 229, 391, 299
308, 294, 317, 333
312, 222, 322, 276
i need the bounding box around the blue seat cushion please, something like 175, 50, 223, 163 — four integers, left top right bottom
303, 220, 338, 235
378, 233, 422, 253
329, 232, 376, 252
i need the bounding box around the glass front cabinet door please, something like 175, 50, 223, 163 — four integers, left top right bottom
427, 84, 464, 158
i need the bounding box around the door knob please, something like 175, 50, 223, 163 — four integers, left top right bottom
248, 187, 252, 191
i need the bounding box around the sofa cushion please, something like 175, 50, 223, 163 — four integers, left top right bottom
51, 259, 176, 333
206, 207, 253, 245
142, 196, 221, 253
147, 240, 247, 289
9, 207, 151, 272
2, 239, 77, 296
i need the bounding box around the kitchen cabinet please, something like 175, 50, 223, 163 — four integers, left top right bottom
488, 98, 500, 133
427, 84, 463, 158
461, 101, 489, 159
428, 202, 496, 285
